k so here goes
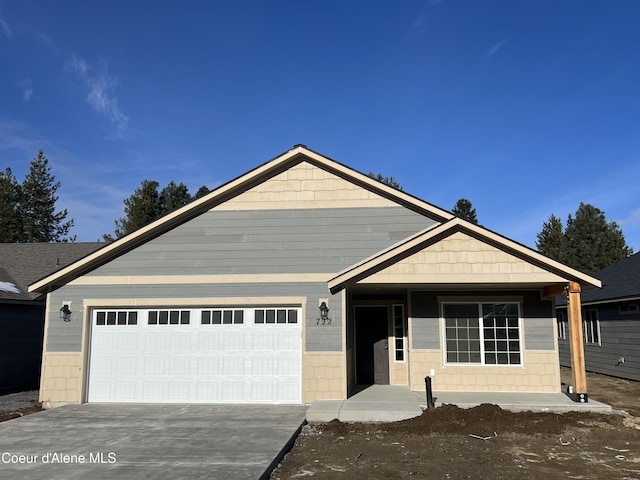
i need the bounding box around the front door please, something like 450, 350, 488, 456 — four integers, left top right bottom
354, 306, 389, 385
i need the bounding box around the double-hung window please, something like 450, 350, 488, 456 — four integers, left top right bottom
583, 309, 600, 345
443, 302, 521, 365
557, 310, 567, 340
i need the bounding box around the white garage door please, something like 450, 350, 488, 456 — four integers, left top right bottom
88, 306, 302, 404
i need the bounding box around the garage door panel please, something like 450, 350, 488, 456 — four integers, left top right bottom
88, 307, 302, 404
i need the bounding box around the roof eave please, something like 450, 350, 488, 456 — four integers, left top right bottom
328, 218, 602, 294
29, 146, 455, 293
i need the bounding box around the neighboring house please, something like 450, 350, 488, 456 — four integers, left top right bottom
557, 252, 640, 382
29, 146, 600, 408
0, 242, 103, 394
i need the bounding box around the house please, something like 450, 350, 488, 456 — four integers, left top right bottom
0, 242, 103, 394
29, 146, 601, 408
557, 252, 640, 382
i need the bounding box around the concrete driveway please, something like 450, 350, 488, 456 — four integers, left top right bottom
0, 403, 307, 480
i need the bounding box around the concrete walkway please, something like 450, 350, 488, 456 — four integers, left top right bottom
0, 403, 307, 480
307, 385, 612, 423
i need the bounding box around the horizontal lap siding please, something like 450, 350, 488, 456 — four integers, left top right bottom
47, 283, 342, 353
87, 208, 435, 276
411, 290, 555, 351
586, 303, 639, 381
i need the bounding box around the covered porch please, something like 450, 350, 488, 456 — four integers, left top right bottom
329, 219, 602, 405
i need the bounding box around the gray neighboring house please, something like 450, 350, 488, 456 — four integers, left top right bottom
557, 252, 640, 381
0, 242, 103, 394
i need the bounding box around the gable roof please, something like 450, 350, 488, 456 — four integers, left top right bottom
328, 218, 602, 293
0, 242, 104, 301
570, 252, 640, 305
29, 145, 454, 293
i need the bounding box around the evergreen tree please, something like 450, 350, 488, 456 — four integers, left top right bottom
535, 214, 565, 262
20, 150, 74, 242
563, 203, 632, 274
194, 185, 210, 199
112, 179, 161, 238
452, 198, 478, 224
0, 167, 23, 242
536, 203, 632, 274
159, 181, 192, 216
367, 172, 403, 191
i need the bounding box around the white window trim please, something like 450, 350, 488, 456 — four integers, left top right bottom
392, 304, 406, 363
583, 309, 601, 346
441, 301, 523, 367
557, 311, 567, 340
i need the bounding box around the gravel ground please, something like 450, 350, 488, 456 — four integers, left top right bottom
0, 390, 39, 414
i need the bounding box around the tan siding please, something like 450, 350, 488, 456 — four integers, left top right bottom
214, 161, 399, 211
361, 231, 568, 285
409, 350, 560, 393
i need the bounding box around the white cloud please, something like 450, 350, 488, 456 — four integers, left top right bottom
485, 39, 508, 58
20, 78, 33, 101
619, 208, 640, 227
69, 54, 129, 135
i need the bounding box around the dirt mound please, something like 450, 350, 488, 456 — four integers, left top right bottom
320, 403, 621, 437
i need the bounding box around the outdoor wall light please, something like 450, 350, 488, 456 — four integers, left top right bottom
317, 301, 331, 325
60, 304, 72, 322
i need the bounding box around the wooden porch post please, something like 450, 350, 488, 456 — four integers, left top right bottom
567, 281, 587, 395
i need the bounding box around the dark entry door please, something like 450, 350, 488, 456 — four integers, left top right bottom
355, 306, 389, 385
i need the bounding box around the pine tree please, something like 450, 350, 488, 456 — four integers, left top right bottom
194, 185, 210, 199
535, 203, 632, 274
0, 167, 23, 242
367, 172, 403, 191
112, 179, 161, 238
563, 203, 632, 274
452, 198, 478, 225
535, 214, 565, 261
159, 181, 192, 216
20, 150, 74, 242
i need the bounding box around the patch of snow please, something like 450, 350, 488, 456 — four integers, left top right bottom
0, 281, 21, 293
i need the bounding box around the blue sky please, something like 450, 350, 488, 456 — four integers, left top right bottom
1, 1, 639, 252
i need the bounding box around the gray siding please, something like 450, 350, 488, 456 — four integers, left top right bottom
88, 207, 436, 276
521, 291, 555, 350
410, 290, 555, 351
410, 292, 441, 349
558, 303, 640, 382
0, 302, 45, 393
48, 283, 342, 354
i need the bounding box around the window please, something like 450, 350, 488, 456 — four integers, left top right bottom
557, 310, 567, 340
201, 309, 244, 325
443, 302, 521, 365
148, 310, 190, 325
95, 310, 138, 326
393, 305, 405, 362
254, 308, 298, 324
619, 302, 639, 314
583, 309, 600, 345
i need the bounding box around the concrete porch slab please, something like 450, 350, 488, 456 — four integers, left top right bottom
307, 386, 612, 423
429, 391, 612, 413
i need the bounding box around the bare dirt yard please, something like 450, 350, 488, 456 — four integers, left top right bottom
272, 368, 640, 480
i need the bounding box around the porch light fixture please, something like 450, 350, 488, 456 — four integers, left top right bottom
317, 301, 331, 325
60, 304, 72, 322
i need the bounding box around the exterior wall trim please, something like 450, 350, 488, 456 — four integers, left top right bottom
69, 274, 331, 286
